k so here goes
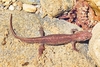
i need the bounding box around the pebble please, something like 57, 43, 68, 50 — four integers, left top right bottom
16, 5, 22, 11
13, 1, 17, 6
0, 4, 4, 10
3, 1, 10, 6
2, 0, 7, 2
0, 0, 39, 11
16, 1, 23, 11
9, 5, 15, 10
17, 1, 23, 7
12, 0, 16, 2
23, 4, 37, 12
4, 5, 9, 10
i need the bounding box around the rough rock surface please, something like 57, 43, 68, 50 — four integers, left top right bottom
89, 22, 100, 67
40, 0, 74, 17
92, 0, 100, 7
18, 0, 40, 4
86, 0, 100, 16
0, 10, 95, 67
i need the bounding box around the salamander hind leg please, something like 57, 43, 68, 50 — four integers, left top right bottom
38, 27, 45, 56
39, 27, 45, 36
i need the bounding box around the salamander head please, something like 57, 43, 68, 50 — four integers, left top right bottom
72, 31, 92, 41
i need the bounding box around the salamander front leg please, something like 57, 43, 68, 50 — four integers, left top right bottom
38, 27, 45, 56
71, 41, 79, 52
71, 29, 78, 34
39, 43, 45, 56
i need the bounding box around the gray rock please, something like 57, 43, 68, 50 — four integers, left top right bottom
0, 10, 95, 67
18, 0, 40, 4
89, 22, 100, 67
40, 0, 74, 17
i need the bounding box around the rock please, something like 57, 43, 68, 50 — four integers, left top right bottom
93, 0, 100, 10
23, 4, 37, 12
4, 5, 9, 10
17, 1, 23, 6
0, 4, 4, 10
87, 0, 100, 16
12, 0, 16, 2
0, 11, 96, 67
89, 22, 100, 67
40, 0, 74, 17
13, 1, 17, 6
3, 1, 10, 6
18, 0, 40, 4
16, 1, 23, 11
2, 0, 11, 10
92, 0, 100, 7
9, 5, 15, 10
2, 0, 10, 2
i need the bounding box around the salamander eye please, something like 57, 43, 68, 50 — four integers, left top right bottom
86, 37, 88, 40
85, 36, 90, 40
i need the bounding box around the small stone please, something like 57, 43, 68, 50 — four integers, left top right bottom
9, 5, 15, 10
12, 0, 16, 2
13, 1, 18, 6
0, 5, 4, 9
4, 5, 9, 10
17, 1, 23, 7
3, 1, 10, 6
16, 1, 22, 11
2, 0, 7, 2
16, 6, 22, 11
23, 4, 37, 12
